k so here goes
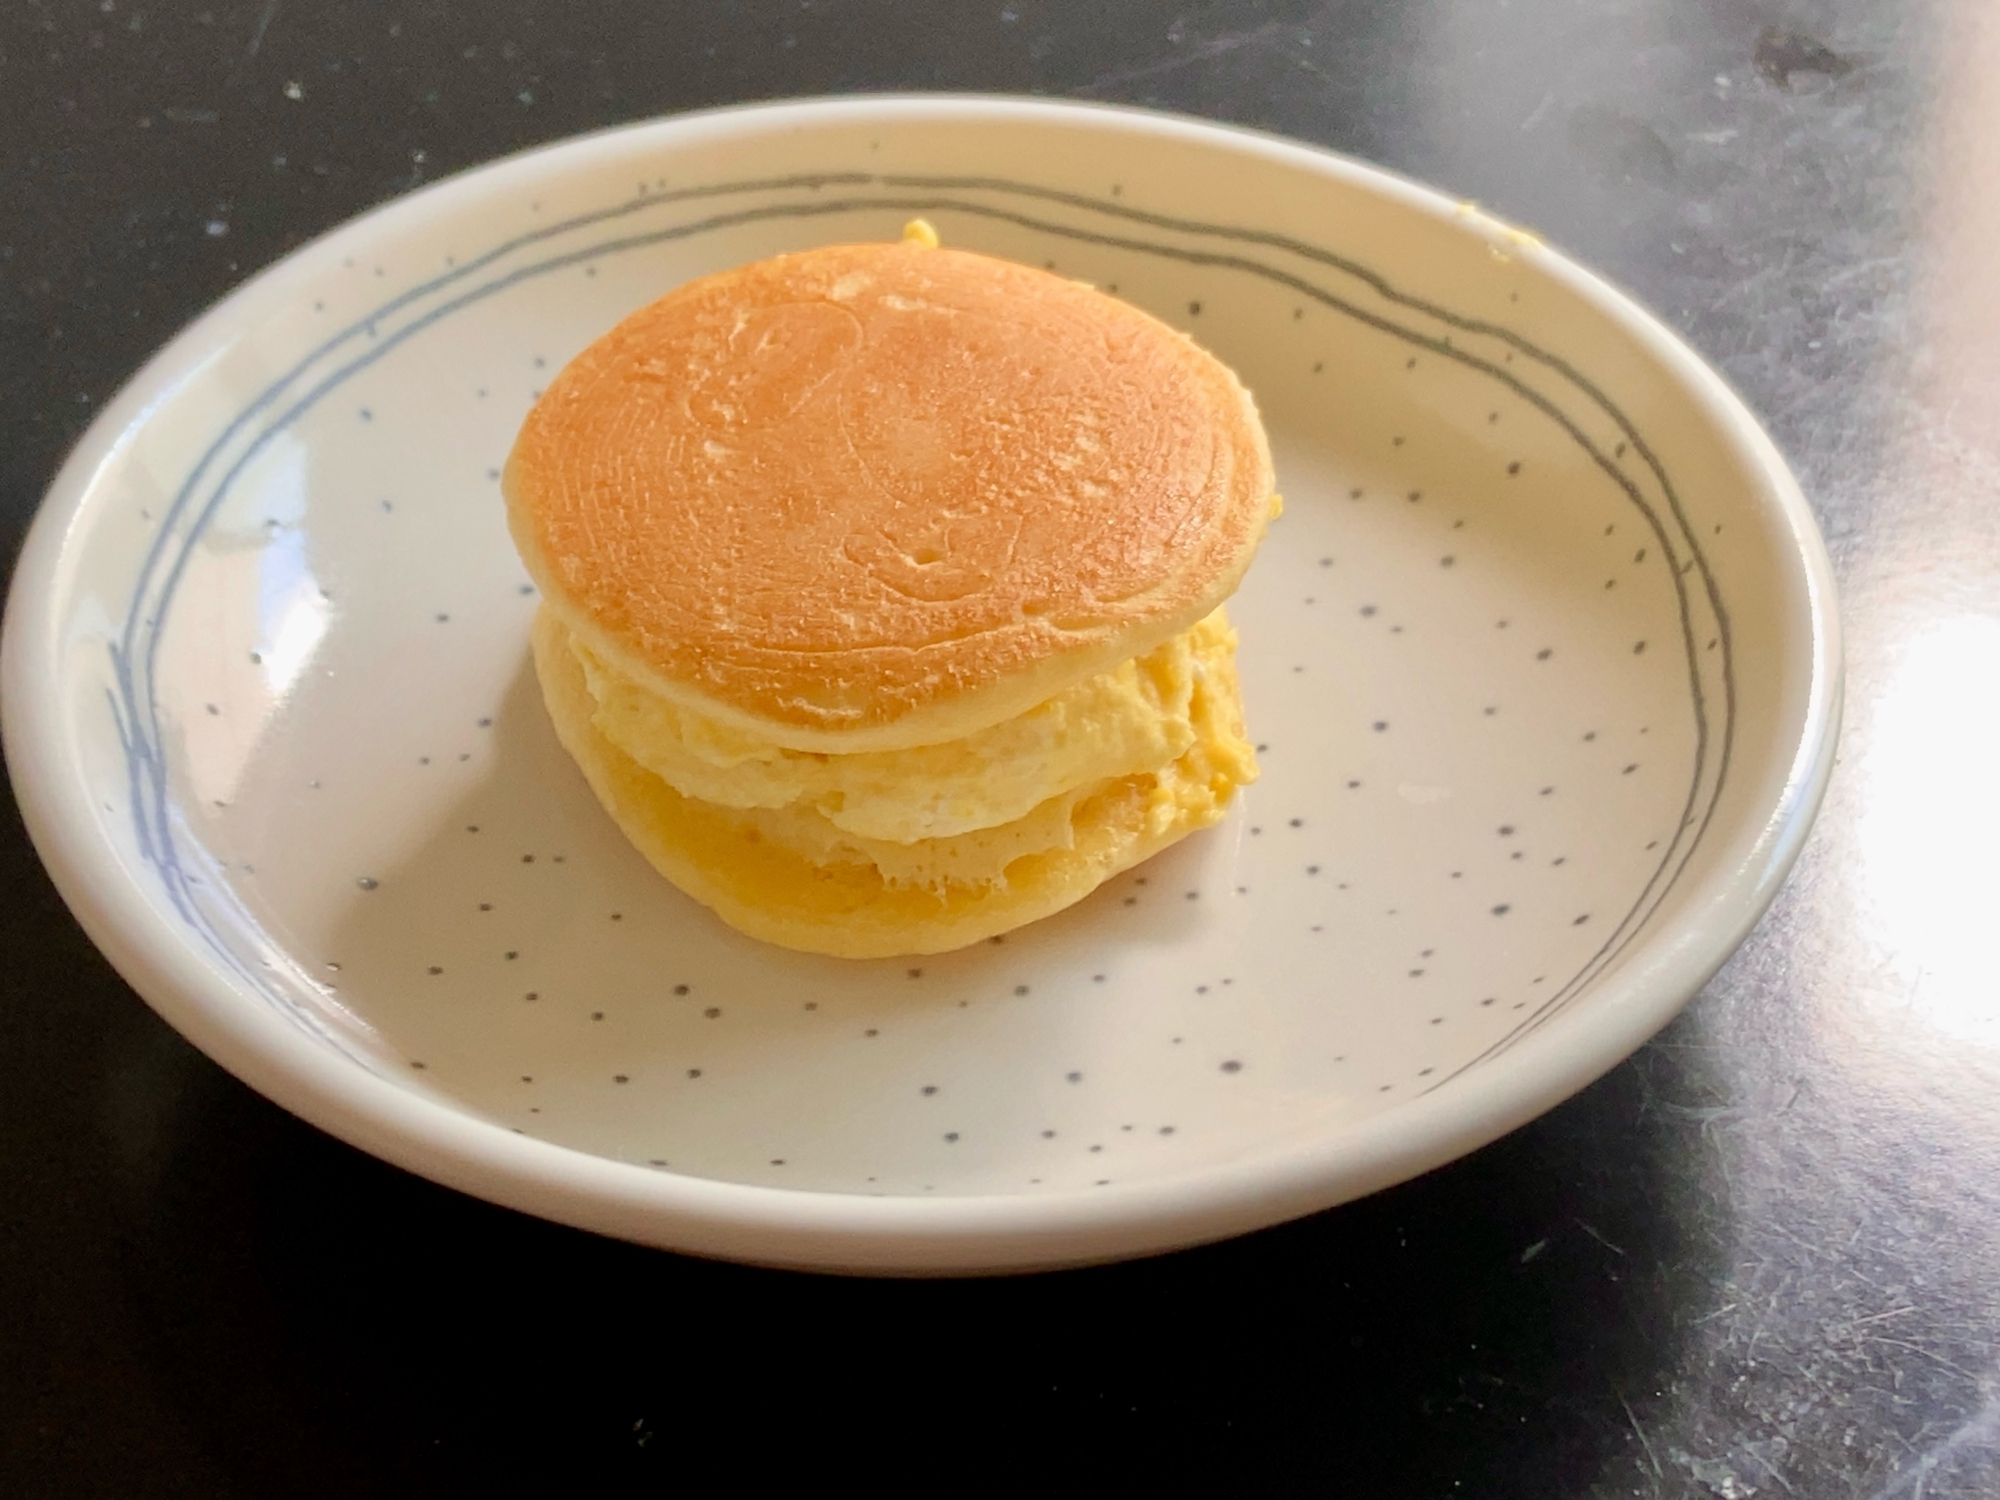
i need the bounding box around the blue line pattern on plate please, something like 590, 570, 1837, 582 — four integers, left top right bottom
105, 170, 1734, 1072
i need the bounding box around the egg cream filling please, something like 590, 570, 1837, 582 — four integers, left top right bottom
573, 611, 1236, 843
565, 610, 1256, 893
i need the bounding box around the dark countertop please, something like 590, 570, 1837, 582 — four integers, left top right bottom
5, 3, 1998, 1494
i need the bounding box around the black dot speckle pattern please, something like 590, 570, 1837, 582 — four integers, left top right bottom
197, 209, 1724, 1201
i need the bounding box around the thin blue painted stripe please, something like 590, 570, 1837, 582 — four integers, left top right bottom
106, 171, 1732, 1069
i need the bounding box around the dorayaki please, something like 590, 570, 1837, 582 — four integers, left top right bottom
505, 223, 1277, 957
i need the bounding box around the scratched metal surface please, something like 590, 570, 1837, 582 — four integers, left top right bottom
4, 2, 1997, 1494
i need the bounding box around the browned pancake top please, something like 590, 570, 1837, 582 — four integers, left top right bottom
506, 239, 1273, 740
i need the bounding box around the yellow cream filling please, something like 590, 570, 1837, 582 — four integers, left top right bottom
574, 614, 1232, 844
568, 611, 1256, 893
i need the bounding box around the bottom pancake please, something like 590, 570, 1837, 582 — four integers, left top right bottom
531, 607, 1257, 958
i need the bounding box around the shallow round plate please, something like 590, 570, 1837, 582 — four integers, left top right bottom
2, 97, 1839, 1274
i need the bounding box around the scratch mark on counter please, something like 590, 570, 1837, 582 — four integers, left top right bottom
1577, 1218, 1628, 1256
1869, 1340, 1983, 1385
1746, 1445, 1798, 1494
248, 0, 280, 56
1845, 1306, 1921, 1333
1068, 22, 1279, 97
1620, 1389, 1665, 1482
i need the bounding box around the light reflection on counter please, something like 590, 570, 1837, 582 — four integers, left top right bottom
1855, 612, 2000, 1048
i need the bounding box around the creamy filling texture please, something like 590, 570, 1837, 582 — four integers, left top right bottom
575, 613, 1228, 840
569, 610, 1253, 891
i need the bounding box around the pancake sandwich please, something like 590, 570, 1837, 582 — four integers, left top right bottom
505, 224, 1277, 957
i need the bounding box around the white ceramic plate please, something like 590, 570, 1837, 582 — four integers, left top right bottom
2, 98, 1839, 1274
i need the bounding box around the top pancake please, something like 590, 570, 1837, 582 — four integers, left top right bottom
504, 236, 1276, 752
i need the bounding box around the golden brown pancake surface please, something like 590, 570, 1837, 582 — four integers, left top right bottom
505, 238, 1275, 749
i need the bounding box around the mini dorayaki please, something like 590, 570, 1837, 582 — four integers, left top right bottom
505, 223, 1277, 957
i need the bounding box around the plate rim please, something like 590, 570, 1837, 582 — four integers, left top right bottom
0, 93, 1843, 1274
